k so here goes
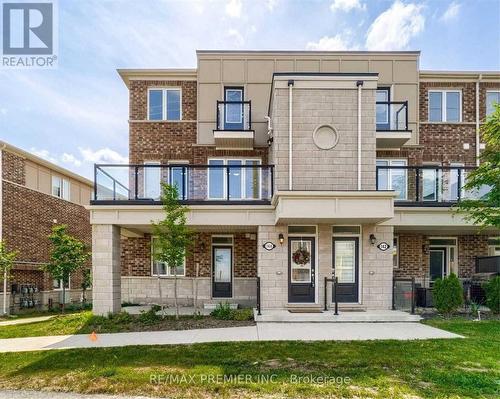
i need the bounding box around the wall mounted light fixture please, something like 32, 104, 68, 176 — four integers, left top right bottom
278, 233, 284, 246
369, 234, 377, 245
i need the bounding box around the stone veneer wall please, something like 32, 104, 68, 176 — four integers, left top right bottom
271, 87, 376, 191
257, 224, 393, 310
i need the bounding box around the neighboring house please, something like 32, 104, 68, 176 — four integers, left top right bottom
0, 141, 92, 313
89, 51, 500, 315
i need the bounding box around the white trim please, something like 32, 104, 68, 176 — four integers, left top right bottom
288, 82, 293, 191
486, 90, 500, 117
53, 277, 71, 291
147, 87, 182, 121
428, 90, 462, 122
224, 88, 243, 124
211, 234, 234, 299
51, 175, 70, 201
429, 237, 458, 277
150, 236, 186, 277
357, 83, 362, 190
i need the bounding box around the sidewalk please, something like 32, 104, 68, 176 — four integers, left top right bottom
0, 322, 461, 352
0, 315, 54, 327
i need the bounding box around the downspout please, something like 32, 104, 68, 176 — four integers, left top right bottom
356, 80, 364, 190
475, 74, 482, 166
288, 80, 294, 191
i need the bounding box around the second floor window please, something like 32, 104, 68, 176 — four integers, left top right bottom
52, 176, 70, 200
376, 159, 407, 200
208, 158, 261, 200
486, 91, 500, 116
148, 88, 181, 121
428, 90, 461, 122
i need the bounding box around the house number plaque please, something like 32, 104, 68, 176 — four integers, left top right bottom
377, 242, 390, 251
263, 242, 276, 251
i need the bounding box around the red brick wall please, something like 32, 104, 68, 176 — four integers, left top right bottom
458, 235, 489, 277
2, 151, 25, 185
121, 232, 257, 279
479, 81, 500, 121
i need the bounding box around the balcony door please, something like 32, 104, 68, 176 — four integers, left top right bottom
224, 87, 244, 130
376, 88, 390, 130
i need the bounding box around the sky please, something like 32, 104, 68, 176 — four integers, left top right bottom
0, 0, 499, 179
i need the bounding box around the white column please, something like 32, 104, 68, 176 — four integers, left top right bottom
92, 224, 121, 315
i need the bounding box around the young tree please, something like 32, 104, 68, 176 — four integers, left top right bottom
81, 268, 92, 303
151, 183, 194, 319
456, 103, 500, 228
44, 225, 90, 313
0, 241, 18, 316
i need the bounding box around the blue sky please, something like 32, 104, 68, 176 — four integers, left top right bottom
1, 0, 499, 179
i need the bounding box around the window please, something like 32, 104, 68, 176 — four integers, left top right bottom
52, 176, 70, 200
289, 225, 317, 235
148, 88, 181, 121
151, 237, 185, 277
168, 161, 188, 200
486, 91, 500, 116
376, 159, 407, 200
144, 161, 161, 200
53, 278, 70, 290
224, 87, 244, 130
332, 226, 361, 235
422, 164, 463, 202
208, 159, 261, 200
376, 88, 390, 129
393, 236, 399, 268
488, 238, 500, 256
428, 90, 461, 122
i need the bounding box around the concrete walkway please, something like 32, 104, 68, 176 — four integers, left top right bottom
0, 390, 151, 399
0, 315, 54, 327
0, 322, 461, 352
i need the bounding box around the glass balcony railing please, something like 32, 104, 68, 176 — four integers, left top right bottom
376, 101, 408, 131
93, 163, 273, 204
216, 101, 251, 131
376, 165, 491, 205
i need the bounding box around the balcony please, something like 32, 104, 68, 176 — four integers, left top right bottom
213, 101, 254, 150
92, 163, 274, 205
376, 101, 411, 148
376, 165, 491, 206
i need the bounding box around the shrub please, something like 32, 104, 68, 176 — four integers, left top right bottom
484, 276, 500, 314
231, 308, 254, 321
139, 308, 161, 324
210, 303, 233, 320
433, 273, 463, 316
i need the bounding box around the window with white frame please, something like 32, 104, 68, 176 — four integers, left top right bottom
428, 90, 461, 122
488, 237, 500, 256
148, 88, 182, 121
51, 176, 70, 200
486, 91, 500, 116
53, 277, 70, 290
208, 159, 261, 200
151, 237, 186, 277
376, 159, 407, 200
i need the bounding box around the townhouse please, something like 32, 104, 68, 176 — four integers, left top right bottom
89, 51, 499, 315
0, 141, 92, 313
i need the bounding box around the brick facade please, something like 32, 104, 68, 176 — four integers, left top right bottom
121, 233, 257, 279
1, 151, 91, 294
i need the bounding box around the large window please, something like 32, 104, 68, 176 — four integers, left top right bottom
151, 237, 185, 277
144, 161, 161, 200
428, 90, 461, 122
376, 159, 407, 200
52, 176, 70, 200
148, 88, 181, 121
208, 159, 261, 200
376, 88, 390, 129
486, 91, 500, 116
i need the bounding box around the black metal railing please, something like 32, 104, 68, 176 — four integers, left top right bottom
93, 163, 274, 204
256, 276, 261, 315
475, 256, 500, 273
392, 277, 415, 314
324, 277, 339, 315
376, 165, 490, 206
376, 101, 408, 131
216, 101, 252, 131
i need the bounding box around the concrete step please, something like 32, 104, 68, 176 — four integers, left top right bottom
203, 303, 238, 310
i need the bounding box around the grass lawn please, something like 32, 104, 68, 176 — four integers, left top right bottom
0, 318, 498, 398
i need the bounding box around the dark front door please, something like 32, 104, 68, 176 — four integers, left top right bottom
430, 248, 447, 282
333, 237, 359, 303
212, 246, 232, 298
288, 237, 315, 303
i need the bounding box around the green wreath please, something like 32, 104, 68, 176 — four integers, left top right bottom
292, 245, 310, 265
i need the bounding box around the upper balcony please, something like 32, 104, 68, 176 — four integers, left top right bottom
376, 165, 490, 206
92, 163, 273, 205
213, 101, 254, 150
376, 101, 411, 148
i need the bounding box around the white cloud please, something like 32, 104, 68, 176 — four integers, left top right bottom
365, 1, 424, 50
61, 153, 82, 167
225, 0, 242, 18
330, 0, 365, 12
306, 34, 359, 51
227, 29, 245, 46
264, 0, 279, 11
79, 147, 128, 164
441, 2, 461, 22
30, 148, 59, 164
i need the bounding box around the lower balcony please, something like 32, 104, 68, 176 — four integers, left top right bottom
92, 163, 274, 205
376, 165, 490, 206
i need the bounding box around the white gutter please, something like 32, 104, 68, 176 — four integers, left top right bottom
356, 80, 363, 190
475, 74, 482, 166
288, 80, 294, 191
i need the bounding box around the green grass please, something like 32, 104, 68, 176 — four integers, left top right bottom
0, 318, 498, 398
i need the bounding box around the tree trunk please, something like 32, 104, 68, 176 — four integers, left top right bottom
61, 284, 66, 314
2, 270, 7, 316
174, 266, 179, 320
194, 262, 199, 315
157, 274, 164, 318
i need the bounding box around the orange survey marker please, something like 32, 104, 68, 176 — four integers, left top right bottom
89, 331, 98, 342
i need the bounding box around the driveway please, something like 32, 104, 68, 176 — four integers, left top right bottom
0, 322, 461, 352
